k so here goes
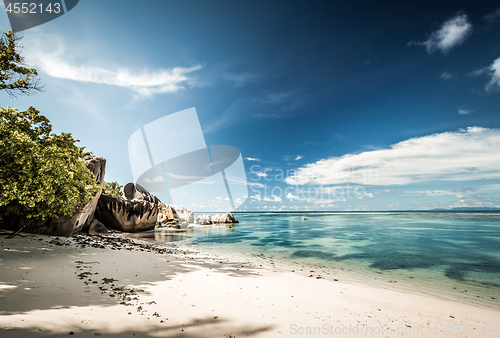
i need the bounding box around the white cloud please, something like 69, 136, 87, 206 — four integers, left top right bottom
454, 193, 466, 199
363, 192, 374, 199
24, 34, 201, 98
263, 195, 282, 202
254, 171, 268, 178
468, 68, 488, 77
250, 194, 281, 202
409, 14, 472, 54
295, 155, 303, 161
458, 106, 472, 115
312, 198, 346, 204
225, 175, 249, 187
286, 192, 348, 203
245, 157, 260, 161
479, 184, 500, 192
251, 194, 262, 201
286, 127, 500, 186
45, 62, 201, 98
144, 175, 165, 183
248, 182, 265, 188
468, 57, 500, 93
486, 57, 500, 92
404, 190, 455, 196
439, 72, 455, 80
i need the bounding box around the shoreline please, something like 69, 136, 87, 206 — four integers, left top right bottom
151, 226, 500, 312
1, 231, 499, 337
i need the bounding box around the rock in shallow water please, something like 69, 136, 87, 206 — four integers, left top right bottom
156, 204, 180, 229
211, 213, 239, 224
174, 207, 194, 224
196, 214, 212, 225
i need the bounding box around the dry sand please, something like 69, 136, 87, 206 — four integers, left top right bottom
0, 231, 499, 337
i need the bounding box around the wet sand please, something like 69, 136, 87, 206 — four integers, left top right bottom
0, 231, 499, 337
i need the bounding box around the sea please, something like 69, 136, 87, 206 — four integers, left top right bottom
152, 212, 500, 308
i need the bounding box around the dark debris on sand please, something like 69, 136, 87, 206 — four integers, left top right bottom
69, 232, 176, 322
71, 233, 177, 255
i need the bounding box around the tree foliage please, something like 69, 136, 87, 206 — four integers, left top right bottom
0, 31, 42, 97
0, 106, 100, 219
104, 181, 123, 197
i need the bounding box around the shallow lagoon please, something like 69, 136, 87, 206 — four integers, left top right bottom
154, 212, 500, 308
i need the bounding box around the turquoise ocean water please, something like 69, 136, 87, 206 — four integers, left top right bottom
153, 212, 500, 308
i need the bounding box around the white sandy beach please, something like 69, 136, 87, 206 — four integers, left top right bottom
0, 231, 499, 338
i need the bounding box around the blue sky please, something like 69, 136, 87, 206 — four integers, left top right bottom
1, 1, 499, 211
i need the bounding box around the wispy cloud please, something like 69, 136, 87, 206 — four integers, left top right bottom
203, 100, 243, 133
263, 195, 282, 202
245, 157, 260, 161
486, 57, 500, 92
57, 87, 106, 120
205, 90, 303, 132
458, 106, 472, 115
284, 154, 304, 161
409, 14, 472, 54
254, 171, 268, 178
286, 192, 348, 204
251, 194, 261, 201
480, 184, 500, 192
262, 92, 294, 105
248, 182, 265, 188
24, 34, 201, 98
222, 71, 259, 87
439, 71, 455, 80
467, 57, 500, 92
286, 127, 500, 186
484, 7, 500, 23
404, 190, 455, 197
250, 194, 282, 202
42, 61, 201, 98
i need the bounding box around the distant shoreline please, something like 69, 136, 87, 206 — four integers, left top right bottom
231, 209, 500, 214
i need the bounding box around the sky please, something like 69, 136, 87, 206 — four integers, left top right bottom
1, 0, 499, 211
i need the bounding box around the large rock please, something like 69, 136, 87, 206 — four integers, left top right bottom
88, 219, 108, 236
212, 212, 239, 224
94, 193, 159, 233
174, 207, 194, 224
196, 214, 212, 225
162, 204, 178, 219
156, 204, 180, 229
85, 155, 106, 186
123, 182, 160, 204
0, 156, 106, 237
